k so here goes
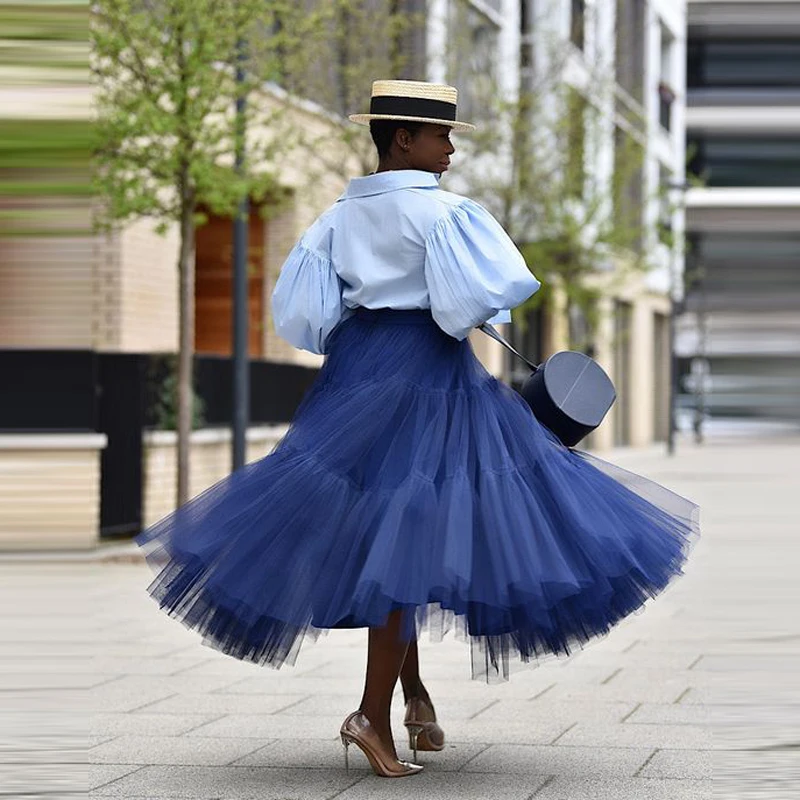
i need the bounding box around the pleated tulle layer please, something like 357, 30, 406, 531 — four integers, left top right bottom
136, 307, 699, 680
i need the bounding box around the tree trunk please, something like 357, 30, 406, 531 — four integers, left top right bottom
176, 197, 196, 508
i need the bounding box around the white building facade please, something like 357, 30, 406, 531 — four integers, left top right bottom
681, 0, 800, 431
507, 0, 689, 447
0, 0, 693, 550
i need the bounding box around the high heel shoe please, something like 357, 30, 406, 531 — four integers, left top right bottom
404, 696, 445, 761
340, 710, 423, 778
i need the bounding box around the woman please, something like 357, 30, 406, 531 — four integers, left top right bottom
137, 80, 698, 779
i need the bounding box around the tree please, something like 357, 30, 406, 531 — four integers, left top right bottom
92, 0, 313, 506
0, 3, 88, 237
448, 2, 652, 354
283, 0, 427, 179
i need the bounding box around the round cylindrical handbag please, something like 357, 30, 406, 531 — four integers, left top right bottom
478, 323, 616, 447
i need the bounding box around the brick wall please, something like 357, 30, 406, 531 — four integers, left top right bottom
142, 425, 289, 528
0, 435, 105, 550
117, 218, 180, 353
0, 236, 96, 349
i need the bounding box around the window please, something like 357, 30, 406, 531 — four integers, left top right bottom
277, 0, 426, 118
687, 136, 800, 187
509, 308, 544, 392
615, 0, 646, 102
570, 0, 586, 52
658, 166, 673, 246
520, 0, 531, 71
613, 126, 644, 251
685, 233, 800, 317
447, 1, 500, 124
688, 38, 800, 89
658, 24, 675, 131
613, 300, 632, 447
565, 88, 586, 198
653, 313, 670, 442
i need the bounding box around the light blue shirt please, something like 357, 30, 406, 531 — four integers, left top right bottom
271, 169, 541, 354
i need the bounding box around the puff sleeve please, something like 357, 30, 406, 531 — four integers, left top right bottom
271, 236, 345, 355
424, 199, 540, 340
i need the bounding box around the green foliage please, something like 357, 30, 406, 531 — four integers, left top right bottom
0, 3, 89, 233
0, 2, 87, 42
459, 20, 651, 348
92, 0, 315, 499
0, 119, 90, 198
0, 118, 89, 168
147, 355, 205, 431
289, 0, 427, 178
92, 0, 314, 230
0, 2, 87, 68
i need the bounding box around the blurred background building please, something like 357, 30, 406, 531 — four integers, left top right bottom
1, 0, 691, 550
680, 0, 800, 434
509, 0, 687, 451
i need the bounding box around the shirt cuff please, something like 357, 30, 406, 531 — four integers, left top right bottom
485, 309, 511, 326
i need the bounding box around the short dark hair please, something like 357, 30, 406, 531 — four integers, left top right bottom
369, 119, 424, 158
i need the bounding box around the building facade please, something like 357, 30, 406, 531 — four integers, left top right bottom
508, 0, 688, 449
681, 0, 800, 431
0, 0, 691, 550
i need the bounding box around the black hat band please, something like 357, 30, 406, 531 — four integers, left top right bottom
369, 95, 457, 121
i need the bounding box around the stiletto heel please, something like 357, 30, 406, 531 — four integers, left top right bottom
339, 711, 423, 778
404, 697, 445, 757
408, 726, 421, 761
341, 734, 350, 772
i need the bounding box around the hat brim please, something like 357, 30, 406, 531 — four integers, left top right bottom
348, 113, 476, 133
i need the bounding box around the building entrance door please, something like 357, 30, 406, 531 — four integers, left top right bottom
194, 208, 265, 357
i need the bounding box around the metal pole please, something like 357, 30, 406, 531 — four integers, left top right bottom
665, 181, 690, 457
667, 295, 677, 456
232, 39, 249, 472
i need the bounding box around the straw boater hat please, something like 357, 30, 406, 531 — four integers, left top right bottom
349, 80, 476, 133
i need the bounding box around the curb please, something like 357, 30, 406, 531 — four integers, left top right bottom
0, 541, 145, 564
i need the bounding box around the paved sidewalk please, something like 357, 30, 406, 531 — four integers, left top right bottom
3, 437, 798, 799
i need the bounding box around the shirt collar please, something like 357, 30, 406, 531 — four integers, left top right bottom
340, 169, 441, 200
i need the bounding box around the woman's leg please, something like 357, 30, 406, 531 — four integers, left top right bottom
359, 609, 411, 757
399, 639, 434, 710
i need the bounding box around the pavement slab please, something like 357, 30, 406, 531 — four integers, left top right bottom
332, 771, 550, 800
8, 437, 800, 797
461, 743, 653, 777
89, 735, 267, 766
530, 777, 711, 799
91, 712, 222, 738
230, 738, 488, 772
639, 749, 713, 780
88, 765, 363, 798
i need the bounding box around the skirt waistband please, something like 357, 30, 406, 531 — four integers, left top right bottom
353, 307, 435, 325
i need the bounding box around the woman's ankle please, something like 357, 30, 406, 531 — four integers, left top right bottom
402, 681, 433, 708
357, 706, 396, 753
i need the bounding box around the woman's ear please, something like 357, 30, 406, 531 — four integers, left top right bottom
396, 129, 411, 152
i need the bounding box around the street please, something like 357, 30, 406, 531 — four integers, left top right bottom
3, 437, 798, 799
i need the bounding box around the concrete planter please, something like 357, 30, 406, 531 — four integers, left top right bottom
0, 433, 107, 551
142, 425, 289, 528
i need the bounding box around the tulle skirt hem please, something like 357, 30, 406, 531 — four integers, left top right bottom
137, 307, 699, 681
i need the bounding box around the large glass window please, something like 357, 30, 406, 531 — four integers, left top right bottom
447, 1, 500, 124
615, 0, 646, 102
570, 0, 586, 52
687, 136, 800, 187
687, 233, 800, 308
565, 88, 586, 199
658, 24, 675, 131
509, 308, 544, 393
613, 301, 632, 447
613, 126, 644, 251
688, 38, 800, 88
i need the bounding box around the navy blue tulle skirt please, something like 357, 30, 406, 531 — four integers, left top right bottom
136, 307, 699, 680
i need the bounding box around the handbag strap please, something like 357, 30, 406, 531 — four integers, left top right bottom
477, 322, 540, 372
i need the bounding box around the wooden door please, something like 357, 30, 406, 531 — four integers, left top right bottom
194, 209, 264, 357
